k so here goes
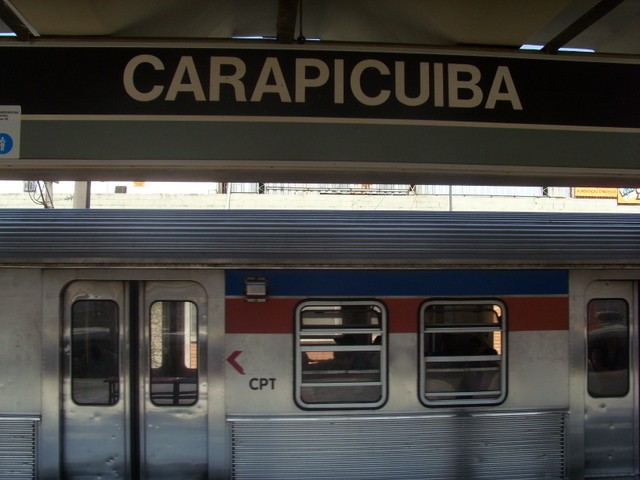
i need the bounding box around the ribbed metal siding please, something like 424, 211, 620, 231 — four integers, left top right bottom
230, 183, 260, 193
0, 209, 638, 266
0, 417, 38, 479
230, 411, 566, 480
263, 184, 410, 194
416, 185, 545, 197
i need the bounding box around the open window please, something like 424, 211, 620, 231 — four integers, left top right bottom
295, 301, 387, 409
420, 300, 506, 406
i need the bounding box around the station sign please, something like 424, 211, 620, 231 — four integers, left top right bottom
0, 105, 20, 159
0, 43, 638, 183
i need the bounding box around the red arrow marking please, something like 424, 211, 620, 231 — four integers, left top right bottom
226, 350, 245, 375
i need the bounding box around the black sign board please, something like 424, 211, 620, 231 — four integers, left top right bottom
1, 45, 638, 129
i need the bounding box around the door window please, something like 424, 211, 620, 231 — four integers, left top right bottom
587, 299, 629, 397
150, 300, 199, 406
71, 300, 120, 405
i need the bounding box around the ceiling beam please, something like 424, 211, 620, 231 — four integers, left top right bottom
543, 0, 626, 52
277, 0, 299, 43
0, 0, 36, 40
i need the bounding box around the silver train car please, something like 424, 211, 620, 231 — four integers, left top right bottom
0, 209, 638, 479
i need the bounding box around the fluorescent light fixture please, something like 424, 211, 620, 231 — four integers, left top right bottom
558, 47, 596, 53
231, 35, 320, 41
520, 44, 544, 51
232, 35, 277, 40
0, 32, 17, 37
520, 43, 595, 53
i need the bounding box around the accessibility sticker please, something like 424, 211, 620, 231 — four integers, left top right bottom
0, 106, 21, 158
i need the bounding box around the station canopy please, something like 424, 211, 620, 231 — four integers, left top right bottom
0, 0, 638, 54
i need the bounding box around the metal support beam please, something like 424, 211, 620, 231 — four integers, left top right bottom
543, 0, 626, 53
276, 0, 299, 43
0, 0, 37, 40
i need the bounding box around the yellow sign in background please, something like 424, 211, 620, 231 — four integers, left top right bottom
618, 188, 640, 205
574, 187, 640, 205
574, 187, 618, 199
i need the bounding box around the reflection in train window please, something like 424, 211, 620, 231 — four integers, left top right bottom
587, 299, 629, 398
295, 301, 387, 409
71, 300, 119, 405
420, 301, 506, 406
150, 301, 198, 406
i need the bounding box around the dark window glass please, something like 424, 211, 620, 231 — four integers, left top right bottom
150, 301, 198, 406
71, 300, 119, 405
587, 299, 629, 397
297, 303, 386, 408
421, 302, 505, 406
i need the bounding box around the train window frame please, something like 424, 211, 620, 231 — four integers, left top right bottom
587, 298, 630, 398
295, 300, 387, 410
419, 299, 507, 407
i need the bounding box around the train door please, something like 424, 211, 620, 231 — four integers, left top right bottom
61, 280, 208, 479
584, 280, 639, 478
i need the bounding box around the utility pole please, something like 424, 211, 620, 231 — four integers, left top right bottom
73, 181, 91, 208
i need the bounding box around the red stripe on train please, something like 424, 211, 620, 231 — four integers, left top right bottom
506, 296, 568, 331
226, 298, 298, 333
226, 296, 569, 333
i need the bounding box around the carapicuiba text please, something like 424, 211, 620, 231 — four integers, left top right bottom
123, 54, 523, 110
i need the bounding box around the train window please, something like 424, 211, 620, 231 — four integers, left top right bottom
295, 301, 387, 409
71, 300, 120, 406
420, 301, 506, 406
150, 301, 198, 406
587, 299, 629, 398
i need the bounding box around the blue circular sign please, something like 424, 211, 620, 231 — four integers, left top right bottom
0, 133, 14, 155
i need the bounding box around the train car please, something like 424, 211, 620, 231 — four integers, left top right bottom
0, 209, 638, 479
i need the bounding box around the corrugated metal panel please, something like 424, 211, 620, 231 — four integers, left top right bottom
0, 209, 639, 266
264, 183, 318, 193
230, 411, 566, 479
416, 185, 544, 196
230, 183, 260, 193
0, 417, 38, 479
547, 187, 571, 198
264, 184, 410, 194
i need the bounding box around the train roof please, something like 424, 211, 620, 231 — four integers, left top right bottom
0, 209, 639, 268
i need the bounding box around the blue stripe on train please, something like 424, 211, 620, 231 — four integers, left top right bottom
226, 269, 569, 297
